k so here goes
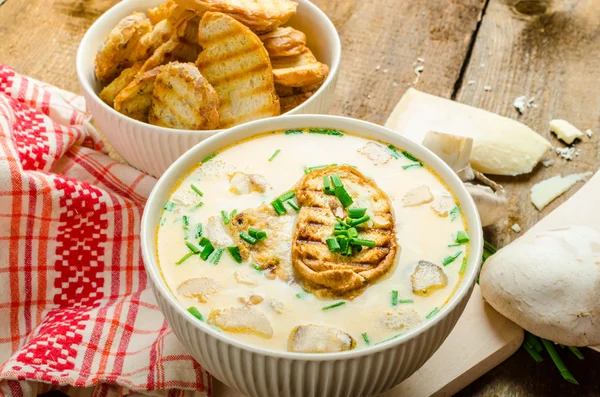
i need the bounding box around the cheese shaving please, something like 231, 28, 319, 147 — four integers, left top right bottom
530, 172, 592, 211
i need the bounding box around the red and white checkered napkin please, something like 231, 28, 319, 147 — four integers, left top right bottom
0, 65, 212, 397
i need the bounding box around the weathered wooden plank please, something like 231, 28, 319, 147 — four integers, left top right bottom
311, 0, 487, 123
455, 0, 600, 249
454, 0, 600, 395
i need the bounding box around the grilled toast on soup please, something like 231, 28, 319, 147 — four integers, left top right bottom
94, 12, 152, 84
259, 27, 306, 57
229, 204, 295, 281
271, 47, 329, 87
148, 0, 176, 24
196, 12, 280, 128
99, 62, 143, 107
114, 66, 161, 122
174, 0, 297, 33
292, 166, 398, 299
148, 62, 220, 130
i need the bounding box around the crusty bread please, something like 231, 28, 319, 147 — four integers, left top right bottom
99, 62, 143, 107
148, 62, 220, 130
259, 27, 306, 57
271, 47, 329, 87
114, 66, 161, 122
94, 12, 152, 83
174, 0, 297, 33
279, 91, 313, 113
148, 0, 176, 24
292, 166, 398, 299
196, 12, 280, 128
275, 82, 321, 97
138, 35, 200, 75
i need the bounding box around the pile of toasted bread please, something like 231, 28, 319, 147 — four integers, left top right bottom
94, 0, 329, 130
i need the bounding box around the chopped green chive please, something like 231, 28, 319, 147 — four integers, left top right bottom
326, 237, 341, 252
330, 174, 343, 188
221, 210, 230, 225
402, 162, 423, 170
192, 202, 204, 211
287, 200, 300, 212
195, 223, 203, 238
348, 208, 367, 218
323, 176, 334, 194
443, 251, 462, 266
338, 237, 348, 252
248, 228, 267, 241
183, 215, 190, 226
391, 290, 398, 306
322, 301, 346, 311
278, 190, 295, 201
448, 243, 461, 247
351, 238, 376, 248
541, 339, 579, 384
183, 216, 190, 239
347, 227, 358, 239
333, 229, 348, 237
426, 307, 440, 319
387, 144, 401, 159
251, 263, 262, 272
187, 307, 204, 321
376, 333, 404, 345
159, 217, 166, 226
208, 247, 224, 265
198, 237, 215, 261
176, 251, 195, 265
459, 256, 468, 275
304, 164, 337, 174
190, 184, 203, 197
271, 198, 286, 215
163, 201, 176, 211
402, 151, 420, 162
230, 209, 237, 219
524, 343, 544, 363
227, 246, 243, 263
268, 149, 281, 162
525, 332, 544, 353
240, 232, 257, 245
334, 186, 353, 207
455, 231, 470, 244
362, 333, 371, 345
185, 241, 200, 254
348, 215, 370, 227
201, 153, 216, 163
308, 128, 344, 136
284, 129, 303, 135
568, 346, 585, 360
449, 206, 461, 221
398, 299, 414, 304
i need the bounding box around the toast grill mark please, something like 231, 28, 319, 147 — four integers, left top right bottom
292, 166, 398, 299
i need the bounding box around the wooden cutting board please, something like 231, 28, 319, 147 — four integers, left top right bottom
214, 171, 600, 397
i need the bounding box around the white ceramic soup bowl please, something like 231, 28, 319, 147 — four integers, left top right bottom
76, 0, 341, 178
141, 115, 483, 397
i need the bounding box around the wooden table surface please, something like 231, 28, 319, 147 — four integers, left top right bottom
1, 0, 599, 395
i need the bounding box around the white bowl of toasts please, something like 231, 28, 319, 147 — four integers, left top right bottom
77, 0, 341, 178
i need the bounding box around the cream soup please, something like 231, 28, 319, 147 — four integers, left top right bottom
156, 129, 470, 352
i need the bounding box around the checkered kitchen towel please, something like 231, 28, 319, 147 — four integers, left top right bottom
0, 65, 211, 397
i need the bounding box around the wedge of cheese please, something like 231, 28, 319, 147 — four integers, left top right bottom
385, 89, 552, 176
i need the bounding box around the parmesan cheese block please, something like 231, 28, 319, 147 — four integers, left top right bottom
549, 119, 584, 144
530, 172, 592, 211
385, 89, 552, 176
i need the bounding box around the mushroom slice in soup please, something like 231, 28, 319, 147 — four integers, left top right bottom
411, 261, 448, 296
229, 172, 269, 195
288, 324, 356, 353
234, 271, 258, 286
269, 298, 285, 314
238, 294, 264, 305
176, 277, 221, 303
430, 194, 455, 217
205, 216, 235, 246
357, 142, 392, 165
402, 185, 434, 207
207, 306, 273, 338
381, 308, 422, 331
229, 204, 295, 280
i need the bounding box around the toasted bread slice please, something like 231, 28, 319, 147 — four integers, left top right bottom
197, 12, 280, 128
259, 27, 306, 57
292, 166, 398, 299
271, 47, 329, 87
95, 12, 152, 84
279, 91, 313, 113
148, 62, 220, 130
114, 66, 161, 122
138, 36, 200, 74
148, 0, 176, 24
99, 62, 143, 107
174, 0, 297, 33
275, 82, 321, 97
